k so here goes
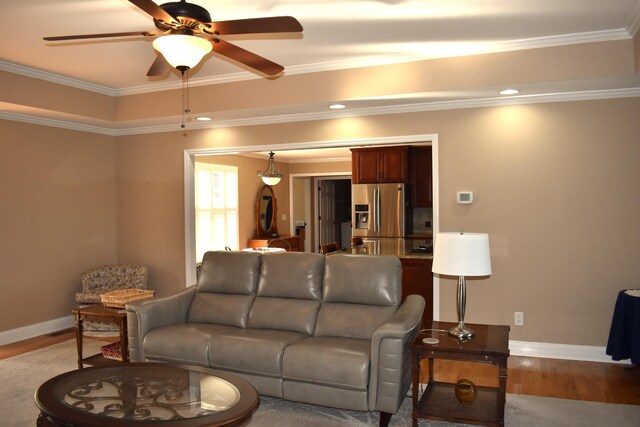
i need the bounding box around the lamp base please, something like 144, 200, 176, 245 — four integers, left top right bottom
448, 322, 475, 339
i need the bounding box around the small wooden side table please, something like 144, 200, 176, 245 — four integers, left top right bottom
411, 321, 510, 427
72, 305, 129, 368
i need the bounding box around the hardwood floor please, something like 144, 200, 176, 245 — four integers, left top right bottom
0, 329, 113, 360
2, 330, 639, 405
426, 358, 640, 405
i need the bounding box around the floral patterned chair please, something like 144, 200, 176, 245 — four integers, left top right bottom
76, 264, 149, 333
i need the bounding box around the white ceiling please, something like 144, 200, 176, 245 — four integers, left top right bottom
2, 0, 639, 90
1, 0, 640, 159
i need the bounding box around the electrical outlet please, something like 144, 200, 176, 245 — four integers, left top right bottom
281, 214, 287, 221
514, 312, 524, 326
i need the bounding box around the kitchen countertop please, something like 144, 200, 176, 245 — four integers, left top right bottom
344, 238, 433, 259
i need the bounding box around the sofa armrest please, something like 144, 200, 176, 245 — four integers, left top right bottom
126, 285, 196, 362
368, 294, 425, 413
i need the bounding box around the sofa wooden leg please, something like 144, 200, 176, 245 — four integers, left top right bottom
379, 411, 392, 427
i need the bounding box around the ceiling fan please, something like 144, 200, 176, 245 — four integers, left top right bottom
43, 0, 303, 77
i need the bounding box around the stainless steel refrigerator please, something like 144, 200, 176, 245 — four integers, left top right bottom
352, 183, 405, 238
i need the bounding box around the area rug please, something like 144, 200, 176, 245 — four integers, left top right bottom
1, 339, 638, 426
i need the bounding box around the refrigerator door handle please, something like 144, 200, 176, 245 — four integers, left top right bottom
376, 187, 381, 232
372, 188, 376, 232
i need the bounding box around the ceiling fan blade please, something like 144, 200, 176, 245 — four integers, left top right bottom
205, 16, 303, 35
211, 39, 284, 76
44, 31, 155, 41
147, 55, 170, 76
129, 0, 179, 25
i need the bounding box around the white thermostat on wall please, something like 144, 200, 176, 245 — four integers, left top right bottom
457, 191, 473, 204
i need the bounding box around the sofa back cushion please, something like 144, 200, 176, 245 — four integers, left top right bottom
248, 253, 324, 334
188, 251, 261, 328
315, 254, 401, 339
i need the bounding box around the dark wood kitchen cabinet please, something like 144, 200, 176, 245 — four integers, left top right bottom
351, 146, 408, 184
401, 257, 433, 328
410, 146, 433, 207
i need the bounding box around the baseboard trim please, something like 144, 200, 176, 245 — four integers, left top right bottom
0, 315, 74, 346
0, 317, 631, 365
510, 340, 630, 364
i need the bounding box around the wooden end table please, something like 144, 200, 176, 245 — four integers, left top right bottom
72, 304, 129, 368
411, 321, 510, 427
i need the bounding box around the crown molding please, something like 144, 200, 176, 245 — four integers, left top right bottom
0, 60, 117, 96
1, 28, 631, 97
114, 86, 640, 136
0, 111, 117, 136
3, 86, 640, 137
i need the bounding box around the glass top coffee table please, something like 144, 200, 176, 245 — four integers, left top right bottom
35, 363, 259, 427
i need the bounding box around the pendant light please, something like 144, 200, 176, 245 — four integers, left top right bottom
257, 152, 284, 186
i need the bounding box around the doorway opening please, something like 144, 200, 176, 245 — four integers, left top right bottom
315, 177, 351, 252
183, 133, 440, 318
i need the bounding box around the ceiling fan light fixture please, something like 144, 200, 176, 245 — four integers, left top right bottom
257, 151, 284, 186
153, 34, 212, 70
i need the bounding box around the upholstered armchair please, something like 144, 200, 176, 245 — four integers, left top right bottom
76, 264, 148, 333
76, 264, 149, 304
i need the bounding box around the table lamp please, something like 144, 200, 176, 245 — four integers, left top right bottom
432, 232, 491, 339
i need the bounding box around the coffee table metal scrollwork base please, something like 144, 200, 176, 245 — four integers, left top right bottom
36, 363, 259, 427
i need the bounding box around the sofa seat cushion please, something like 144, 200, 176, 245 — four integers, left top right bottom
143, 323, 239, 366
208, 329, 308, 377
282, 336, 371, 391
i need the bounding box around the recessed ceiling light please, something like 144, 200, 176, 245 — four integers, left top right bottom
499, 89, 520, 95
195, 116, 212, 121
329, 104, 346, 110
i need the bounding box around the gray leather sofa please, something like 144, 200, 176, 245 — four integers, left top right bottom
126, 251, 425, 426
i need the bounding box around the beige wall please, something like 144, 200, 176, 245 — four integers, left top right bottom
0, 70, 116, 121
634, 30, 640, 73
289, 160, 352, 175
0, 120, 117, 331
114, 97, 640, 347
2, 33, 639, 348
433, 100, 640, 345
2, 96, 639, 347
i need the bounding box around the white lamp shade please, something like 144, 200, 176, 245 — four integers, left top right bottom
152, 35, 212, 70
432, 232, 491, 276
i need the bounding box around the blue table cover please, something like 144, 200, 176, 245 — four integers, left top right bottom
606, 289, 640, 364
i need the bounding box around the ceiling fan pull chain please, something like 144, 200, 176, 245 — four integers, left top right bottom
186, 69, 191, 115
181, 72, 185, 128
181, 69, 191, 129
